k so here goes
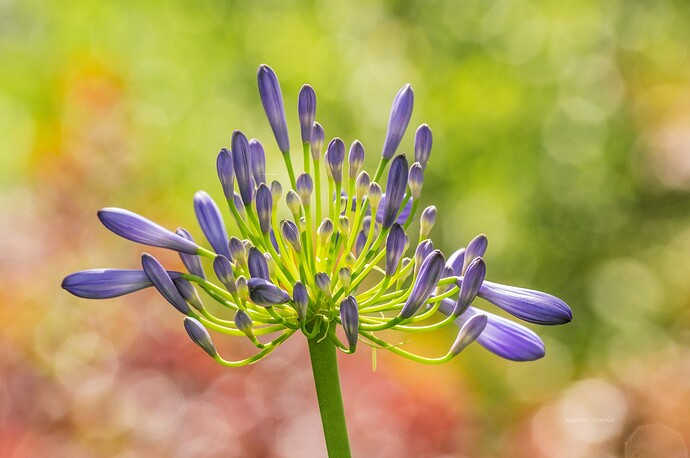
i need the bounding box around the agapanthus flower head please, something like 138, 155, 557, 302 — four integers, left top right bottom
63, 65, 571, 368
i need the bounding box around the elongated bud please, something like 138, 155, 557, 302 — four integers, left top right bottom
213, 255, 236, 293
408, 162, 424, 200
228, 236, 247, 267
216, 148, 235, 201
348, 140, 365, 178
317, 218, 334, 244
447, 247, 466, 276
248, 247, 270, 280
176, 228, 205, 279
310, 122, 325, 160
255, 183, 273, 234
173, 278, 203, 311
338, 267, 352, 289
355, 171, 371, 202
247, 278, 290, 306
285, 190, 302, 219
354, 230, 367, 257
280, 219, 302, 252
420, 206, 437, 239
414, 239, 434, 275
478, 281, 572, 325
61, 269, 179, 299
340, 295, 359, 351
98, 208, 199, 254
450, 313, 487, 356
315, 272, 331, 296
234, 309, 254, 335
257, 64, 290, 154
231, 130, 254, 205
436, 265, 455, 295
463, 234, 488, 274
299, 84, 317, 144
414, 124, 433, 169
292, 282, 308, 321
382, 84, 414, 159
455, 257, 486, 316
233, 192, 245, 218
382, 154, 409, 229
236, 275, 249, 301
368, 182, 383, 210
326, 138, 345, 184
400, 249, 445, 319
141, 253, 190, 314
249, 138, 266, 185
385, 223, 408, 276
270, 180, 282, 205
338, 215, 350, 237
183, 317, 218, 357
194, 191, 231, 260
296, 173, 313, 205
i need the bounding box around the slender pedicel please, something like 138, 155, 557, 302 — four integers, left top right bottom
381, 84, 414, 160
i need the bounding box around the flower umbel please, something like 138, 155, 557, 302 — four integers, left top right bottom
62, 65, 572, 368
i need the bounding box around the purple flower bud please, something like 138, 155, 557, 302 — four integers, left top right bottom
270, 180, 282, 205
414, 124, 432, 169
293, 281, 308, 321
228, 236, 247, 266
298, 84, 317, 144
257, 64, 290, 154
175, 228, 205, 279
248, 247, 270, 280
281, 219, 301, 253
183, 317, 217, 357
355, 171, 371, 202
62, 269, 175, 299
408, 162, 424, 200
216, 148, 234, 201
315, 272, 332, 296
97, 208, 199, 254
420, 205, 436, 239
255, 183, 273, 234
233, 192, 245, 217
310, 122, 325, 160
374, 193, 414, 225
249, 138, 266, 185
454, 257, 486, 316
194, 191, 231, 260
338, 215, 350, 237
354, 231, 367, 257
296, 173, 313, 205
317, 218, 334, 244
213, 255, 236, 293
173, 278, 203, 311
381, 84, 414, 160
231, 130, 254, 205
447, 247, 466, 276
141, 253, 190, 314
285, 190, 302, 218
450, 313, 487, 356
462, 234, 488, 274
478, 281, 572, 325
234, 309, 253, 334
247, 278, 290, 307
385, 223, 408, 276
414, 239, 434, 275
368, 182, 383, 209
340, 295, 359, 350
326, 138, 345, 184
348, 140, 365, 178
400, 249, 445, 319
382, 154, 408, 229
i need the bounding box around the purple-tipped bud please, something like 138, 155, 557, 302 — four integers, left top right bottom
296, 173, 313, 205
454, 257, 486, 316
400, 249, 445, 319
280, 219, 302, 253
248, 247, 270, 280
447, 247, 466, 276
247, 278, 290, 307
285, 190, 302, 218
173, 278, 203, 311
231, 130, 254, 205
213, 255, 236, 293
228, 236, 247, 267
292, 281, 309, 321
257, 64, 289, 154
270, 180, 283, 205
298, 84, 317, 144
414, 239, 434, 275
310, 122, 325, 160
420, 206, 437, 239
340, 295, 359, 350
183, 317, 218, 357
141, 253, 190, 314
338, 215, 350, 237
317, 218, 334, 244
450, 313, 487, 356
249, 138, 266, 185
62, 269, 170, 299
385, 223, 408, 276
381, 84, 414, 160
315, 272, 331, 296
414, 124, 433, 169
408, 162, 424, 200
478, 281, 573, 325
233, 192, 245, 218
382, 154, 409, 229
216, 148, 235, 201
176, 228, 205, 279
326, 138, 345, 184
338, 267, 352, 289
194, 191, 231, 260
98, 208, 199, 254
463, 234, 488, 274
255, 183, 273, 234
234, 309, 254, 335
354, 231, 367, 257
368, 182, 383, 209
355, 171, 371, 202
236, 275, 249, 301
348, 140, 365, 178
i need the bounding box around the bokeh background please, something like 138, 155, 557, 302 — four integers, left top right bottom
2, 0, 690, 456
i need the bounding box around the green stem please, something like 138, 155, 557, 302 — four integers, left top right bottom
308, 335, 352, 458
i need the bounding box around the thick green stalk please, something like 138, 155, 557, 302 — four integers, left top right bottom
308, 336, 352, 458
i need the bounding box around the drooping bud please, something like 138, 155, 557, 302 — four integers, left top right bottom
338, 215, 350, 237
400, 249, 445, 319
310, 122, 325, 160
228, 237, 247, 267
355, 171, 371, 202
408, 162, 424, 200
414, 124, 433, 169
270, 180, 282, 205
339, 295, 359, 351
234, 309, 254, 338
385, 223, 408, 276
455, 257, 486, 316
477, 281, 573, 325
317, 218, 334, 245
285, 190, 302, 219
292, 281, 309, 321
173, 278, 203, 311
298, 84, 317, 144
176, 228, 205, 279
315, 272, 332, 296
249, 138, 266, 185
183, 317, 218, 357
280, 219, 302, 253
61, 269, 177, 299
381, 84, 414, 160
463, 234, 488, 274
257, 64, 290, 154
216, 148, 234, 201
213, 255, 236, 293
248, 247, 270, 280
141, 253, 190, 314
247, 278, 290, 306
255, 183, 273, 234
381, 154, 409, 229
338, 267, 352, 289
296, 173, 313, 205
420, 205, 437, 239
450, 313, 487, 356
231, 130, 254, 205
236, 275, 249, 301
348, 140, 365, 178
368, 182, 383, 210
326, 138, 345, 184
